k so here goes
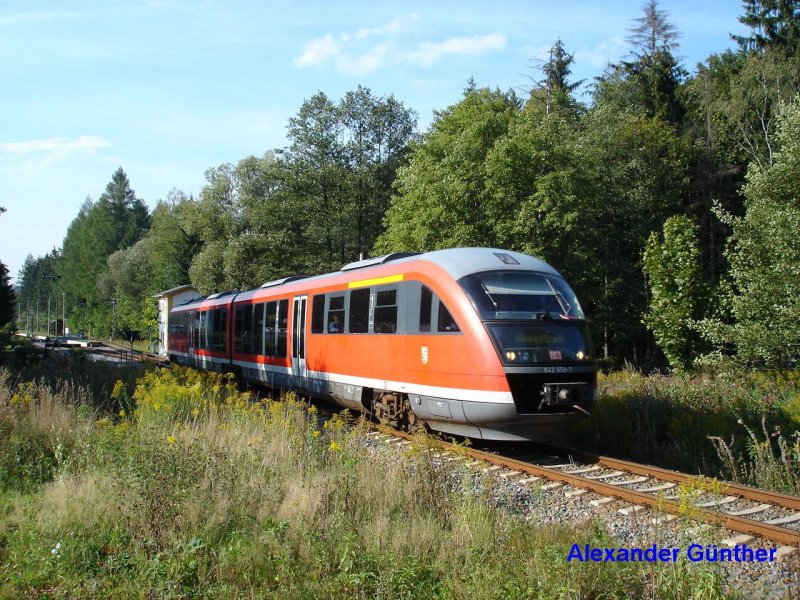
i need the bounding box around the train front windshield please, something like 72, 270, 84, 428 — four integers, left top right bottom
460, 271, 592, 365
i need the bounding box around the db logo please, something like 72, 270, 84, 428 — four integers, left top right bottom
549, 350, 562, 360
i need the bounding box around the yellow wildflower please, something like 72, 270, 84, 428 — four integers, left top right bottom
312, 430, 321, 438
328, 440, 341, 451
166, 435, 177, 445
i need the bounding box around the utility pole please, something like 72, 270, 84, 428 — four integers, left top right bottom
41, 274, 61, 336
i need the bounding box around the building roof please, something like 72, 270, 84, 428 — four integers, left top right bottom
152, 284, 199, 298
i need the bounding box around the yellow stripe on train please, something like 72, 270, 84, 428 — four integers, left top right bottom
347, 274, 404, 289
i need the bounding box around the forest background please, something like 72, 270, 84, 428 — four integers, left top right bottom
6, 0, 800, 373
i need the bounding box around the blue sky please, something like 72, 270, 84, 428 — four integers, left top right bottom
0, 1, 747, 281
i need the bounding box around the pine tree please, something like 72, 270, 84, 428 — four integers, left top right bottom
733, 0, 800, 57
624, 0, 685, 123
0, 260, 16, 329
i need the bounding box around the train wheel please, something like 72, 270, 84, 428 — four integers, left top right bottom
372, 391, 418, 431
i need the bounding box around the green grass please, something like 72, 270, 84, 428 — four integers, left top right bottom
0, 364, 729, 599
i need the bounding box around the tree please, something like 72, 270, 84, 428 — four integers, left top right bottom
594, 0, 685, 124
182, 153, 298, 294
287, 87, 417, 270
375, 86, 518, 252
529, 39, 583, 116
59, 169, 150, 313
146, 192, 199, 293
14, 250, 61, 333
698, 98, 800, 366
578, 106, 691, 363
733, 0, 800, 58
643, 216, 710, 371
0, 260, 15, 330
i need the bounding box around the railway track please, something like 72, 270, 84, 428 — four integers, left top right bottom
89, 340, 170, 366
368, 425, 800, 555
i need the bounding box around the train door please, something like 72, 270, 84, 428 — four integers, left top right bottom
291, 296, 307, 382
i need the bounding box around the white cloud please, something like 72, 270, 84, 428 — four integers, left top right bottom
574, 36, 627, 69
336, 44, 389, 76
293, 14, 503, 76
407, 32, 507, 67
294, 34, 341, 68
1, 136, 110, 154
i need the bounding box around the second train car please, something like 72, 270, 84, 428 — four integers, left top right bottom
167, 248, 596, 441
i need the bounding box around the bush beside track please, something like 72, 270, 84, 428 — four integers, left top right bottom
571, 370, 800, 495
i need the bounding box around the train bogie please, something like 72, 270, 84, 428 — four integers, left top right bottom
165, 248, 596, 441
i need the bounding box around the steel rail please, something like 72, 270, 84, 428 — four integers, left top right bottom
373, 426, 800, 547
555, 448, 800, 511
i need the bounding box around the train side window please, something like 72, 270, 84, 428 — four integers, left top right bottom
234, 306, 245, 352
374, 288, 397, 334
419, 286, 432, 332
253, 302, 265, 355
311, 295, 325, 334
327, 295, 345, 333
349, 288, 370, 333
277, 299, 289, 356
265, 301, 277, 356
211, 309, 227, 351
192, 311, 199, 348
437, 302, 459, 332
199, 311, 208, 349
243, 305, 253, 353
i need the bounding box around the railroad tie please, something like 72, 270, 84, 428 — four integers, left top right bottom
638, 482, 676, 493
726, 503, 772, 517
518, 477, 541, 485
774, 546, 798, 561
650, 514, 678, 525
618, 505, 645, 516
695, 495, 738, 508
585, 470, 624, 480
541, 482, 564, 491
565, 488, 589, 498
564, 465, 601, 475
589, 496, 615, 507
765, 512, 800, 526
605, 476, 649, 486
721, 534, 755, 547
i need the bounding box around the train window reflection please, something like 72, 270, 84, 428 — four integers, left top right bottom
437, 303, 459, 332
419, 286, 432, 332
460, 271, 584, 321
311, 295, 325, 334
349, 289, 370, 333
327, 295, 345, 333
374, 288, 397, 333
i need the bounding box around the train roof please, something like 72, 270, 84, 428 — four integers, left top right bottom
419, 248, 560, 280
171, 248, 563, 311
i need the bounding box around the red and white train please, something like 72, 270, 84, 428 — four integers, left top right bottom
167, 248, 596, 441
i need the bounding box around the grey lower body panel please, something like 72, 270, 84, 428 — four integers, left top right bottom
409, 393, 586, 442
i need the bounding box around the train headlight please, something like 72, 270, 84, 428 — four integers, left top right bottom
576, 351, 586, 360
521, 352, 530, 362
505, 351, 517, 362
